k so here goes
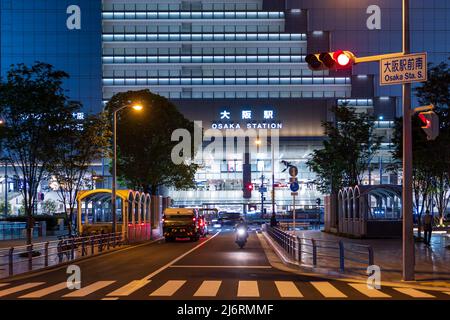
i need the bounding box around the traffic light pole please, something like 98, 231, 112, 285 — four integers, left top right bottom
402, 0, 415, 281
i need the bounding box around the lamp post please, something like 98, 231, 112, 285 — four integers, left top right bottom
255, 139, 276, 219
111, 104, 143, 234
402, 0, 415, 281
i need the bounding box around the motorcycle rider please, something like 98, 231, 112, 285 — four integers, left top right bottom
235, 217, 249, 241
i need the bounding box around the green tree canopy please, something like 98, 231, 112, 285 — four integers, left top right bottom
0, 62, 80, 244
105, 90, 199, 195
307, 105, 382, 194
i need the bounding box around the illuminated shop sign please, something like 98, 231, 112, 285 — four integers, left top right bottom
211, 109, 283, 130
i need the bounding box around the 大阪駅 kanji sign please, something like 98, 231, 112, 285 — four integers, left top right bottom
380, 52, 427, 86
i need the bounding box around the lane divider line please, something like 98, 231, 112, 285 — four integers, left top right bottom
140, 232, 220, 281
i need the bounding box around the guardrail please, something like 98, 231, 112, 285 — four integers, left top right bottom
265, 224, 374, 272
0, 232, 124, 279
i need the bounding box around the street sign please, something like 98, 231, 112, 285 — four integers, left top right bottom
288, 166, 298, 177
289, 177, 298, 183
259, 186, 267, 193
380, 52, 427, 86
290, 181, 299, 192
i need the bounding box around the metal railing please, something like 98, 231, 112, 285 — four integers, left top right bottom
265, 224, 374, 273
0, 232, 124, 279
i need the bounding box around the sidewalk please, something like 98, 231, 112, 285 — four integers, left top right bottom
292, 229, 450, 283
0, 236, 60, 249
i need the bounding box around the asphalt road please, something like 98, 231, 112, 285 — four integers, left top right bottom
0, 230, 449, 300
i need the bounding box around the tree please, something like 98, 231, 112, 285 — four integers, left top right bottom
0, 62, 79, 244
41, 199, 57, 216
105, 90, 199, 195
307, 105, 382, 194
0, 201, 11, 216
48, 113, 110, 234
392, 58, 450, 227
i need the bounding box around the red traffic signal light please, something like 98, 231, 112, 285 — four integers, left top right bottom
305, 51, 355, 71
418, 111, 439, 140
243, 182, 253, 199
245, 183, 253, 191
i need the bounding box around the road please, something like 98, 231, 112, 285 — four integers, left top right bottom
0, 230, 449, 300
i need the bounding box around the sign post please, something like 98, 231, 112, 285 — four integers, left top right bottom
289, 166, 299, 233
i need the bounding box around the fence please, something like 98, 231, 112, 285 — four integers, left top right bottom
0, 232, 124, 279
265, 224, 374, 274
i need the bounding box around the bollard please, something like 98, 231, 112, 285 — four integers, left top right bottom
339, 241, 345, 272
81, 238, 86, 257
8, 247, 14, 277
57, 241, 63, 263
27, 244, 33, 271
44, 242, 49, 267
368, 246, 374, 266
70, 238, 75, 260
91, 236, 95, 255
311, 239, 317, 267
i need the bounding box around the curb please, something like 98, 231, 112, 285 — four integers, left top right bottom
260, 231, 450, 292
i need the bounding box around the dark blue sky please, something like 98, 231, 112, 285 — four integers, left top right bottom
1, 0, 448, 113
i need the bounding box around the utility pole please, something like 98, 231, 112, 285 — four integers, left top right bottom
402, 0, 415, 281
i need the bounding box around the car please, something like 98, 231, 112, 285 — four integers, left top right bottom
217, 212, 242, 231
162, 208, 201, 242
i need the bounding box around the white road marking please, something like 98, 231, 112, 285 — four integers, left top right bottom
275, 281, 303, 298
194, 281, 222, 297
349, 283, 391, 298
310, 281, 347, 298
141, 232, 220, 281
102, 297, 119, 300
62, 281, 116, 298
170, 265, 271, 269
106, 279, 151, 297
394, 287, 435, 298
0, 283, 9, 288
237, 281, 260, 297
150, 280, 186, 297
20, 282, 67, 298
0, 282, 45, 297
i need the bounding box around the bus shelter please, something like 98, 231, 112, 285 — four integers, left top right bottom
76, 189, 152, 241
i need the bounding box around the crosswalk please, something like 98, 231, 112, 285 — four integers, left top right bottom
0, 280, 448, 300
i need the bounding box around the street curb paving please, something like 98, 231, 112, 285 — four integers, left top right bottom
0, 237, 164, 282
260, 231, 450, 292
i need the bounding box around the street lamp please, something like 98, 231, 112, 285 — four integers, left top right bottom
111, 103, 143, 235
255, 139, 276, 220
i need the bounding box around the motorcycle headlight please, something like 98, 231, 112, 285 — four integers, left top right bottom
237, 228, 246, 236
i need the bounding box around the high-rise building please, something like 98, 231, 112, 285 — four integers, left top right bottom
102, 0, 396, 211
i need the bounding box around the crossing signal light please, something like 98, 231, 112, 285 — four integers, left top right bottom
418, 111, 439, 140
305, 50, 355, 71
243, 182, 253, 199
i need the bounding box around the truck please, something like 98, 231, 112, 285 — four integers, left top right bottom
162, 208, 201, 242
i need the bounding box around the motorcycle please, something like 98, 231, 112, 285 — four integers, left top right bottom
235, 226, 248, 249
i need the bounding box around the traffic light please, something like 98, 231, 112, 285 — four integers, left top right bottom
243, 182, 253, 199
305, 50, 355, 71
243, 160, 252, 199
418, 111, 439, 140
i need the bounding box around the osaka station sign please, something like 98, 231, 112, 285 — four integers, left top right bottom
380, 52, 427, 86
211, 109, 283, 130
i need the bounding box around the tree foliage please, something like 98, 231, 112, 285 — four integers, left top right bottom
47, 113, 110, 234
307, 105, 382, 194
0, 62, 79, 244
392, 58, 450, 227
105, 90, 199, 195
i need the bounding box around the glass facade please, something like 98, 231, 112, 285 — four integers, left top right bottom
101, 0, 385, 211
293, 0, 450, 108
0, 0, 102, 113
